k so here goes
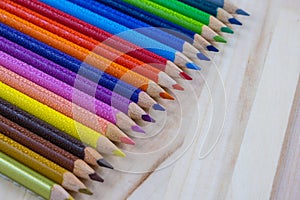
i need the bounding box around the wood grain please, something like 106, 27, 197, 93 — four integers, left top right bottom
1, 0, 300, 199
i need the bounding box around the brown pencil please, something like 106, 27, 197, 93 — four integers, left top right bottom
0, 133, 92, 194
0, 114, 104, 182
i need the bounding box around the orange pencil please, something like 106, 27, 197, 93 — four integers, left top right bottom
0, 0, 182, 90
0, 8, 174, 100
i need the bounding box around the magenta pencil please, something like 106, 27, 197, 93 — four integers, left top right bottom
0, 50, 145, 133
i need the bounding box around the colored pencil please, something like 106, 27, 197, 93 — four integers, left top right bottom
0, 65, 135, 145
0, 9, 175, 99
0, 36, 153, 125
0, 98, 113, 169
0, 115, 104, 182
0, 0, 182, 90
39, 0, 201, 70
0, 133, 92, 194
14, 0, 190, 80
0, 23, 164, 111
148, 0, 233, 34
204, 0, 250, 16
0, 82, 126, 157
68, 0, 210, 62
98, 0, 219, 52
179, 0, 243, 25
122, 0, 227, 43
0, 51, 146, 133
0, 152, 74, 200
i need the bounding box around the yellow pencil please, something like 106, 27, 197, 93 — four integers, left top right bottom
0, 81, 125, 157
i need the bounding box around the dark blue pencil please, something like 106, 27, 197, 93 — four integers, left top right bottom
40, 0, 201, 70
98, 0, 219, 52
179, 0, 243, 25
204, 0, 250, 16
0, 23, 163, 111
68, 0, 210, 62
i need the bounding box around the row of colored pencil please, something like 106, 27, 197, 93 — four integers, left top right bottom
0, 0, 249, 199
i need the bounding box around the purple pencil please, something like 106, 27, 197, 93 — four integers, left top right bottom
0, 36, 154, 123
0, 50, 145, 134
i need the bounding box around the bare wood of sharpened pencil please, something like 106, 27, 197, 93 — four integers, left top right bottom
0, 114, 104, 182
193, 34, 215, 52
0, 133, 92, 194
0, 97, 114, 169
0, 65, 134, 145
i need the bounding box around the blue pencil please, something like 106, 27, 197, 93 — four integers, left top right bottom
98, 0, 219, 52
68, 0, 210, 62
40, 0, 201, 70
0, 23, 163, 111
179, 0, 242, 25
204, 0, 250, 16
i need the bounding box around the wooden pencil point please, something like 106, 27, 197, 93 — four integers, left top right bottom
236, 9, 250, 16
228, 17, 243, 25
172, 84, 184, 91
152, 103, 166, 111
120, 136, 136, 145
113, 149, 126, 157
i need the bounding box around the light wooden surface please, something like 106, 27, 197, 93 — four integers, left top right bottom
1, 0, 300, 199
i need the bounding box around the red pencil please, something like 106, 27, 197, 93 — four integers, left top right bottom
0, 0, 182, 90
14, 0, 192, 80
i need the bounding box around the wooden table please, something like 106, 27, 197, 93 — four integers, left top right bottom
1, 0, 300, 199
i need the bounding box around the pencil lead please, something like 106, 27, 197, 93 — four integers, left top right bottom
186, 63, 201, 70
152, 104, 165, 111
159, 92, 175, 100
113, 149, 126, 157
236, 9, 250, 16
179, 72, 193, 80
78, 188, 93, 195
228, 18, 243, 25
97, 159, 114, 169
221, 27, 234, 34
142, 114, 155, 122
197, 52, 210, 61
207, 45, 219, 52
120, 136, 135, 145
89, 173, 104, 182
65, 197, 74, 200
132, 125, 146, 133
214, 35, 227, 43
172, 84, 184, 91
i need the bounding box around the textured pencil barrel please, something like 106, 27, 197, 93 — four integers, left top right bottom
0, 152, 74, 200
0, 81, 125, 157
0, 133, 91, 194
0, 98, 112, 168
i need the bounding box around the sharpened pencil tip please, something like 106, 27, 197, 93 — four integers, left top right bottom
172, 84, 184, 91
197, 52, 210, 61
221, 26, 234, 34
65, 197, 74, 200
179, 72, 192, 80
207, 45, 219, 52
236, 9, 250, 16
214, 35, 227, 43
142, 114, 155, 122
79, 188, 93, 195
120, 136, 135, 145
97, 159, 114, 169
113, 149, 126, 157
132, 125, 146, 133
228, 18, 243, 25
153, 104, 165, 111
160, 92, 175, 100
186, 63, 201, 70
89, 173, 104, 182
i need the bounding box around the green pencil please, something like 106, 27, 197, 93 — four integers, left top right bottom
0, 152, 74, 200
150, 0, 233, 34
123, 0, 227, 43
